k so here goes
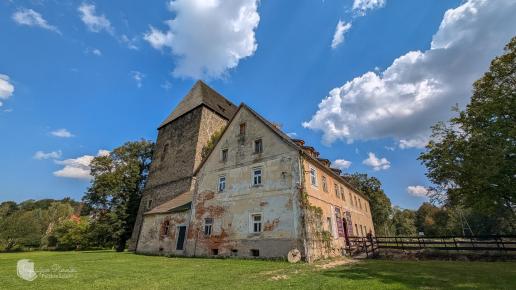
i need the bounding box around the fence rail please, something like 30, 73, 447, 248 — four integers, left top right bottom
346, 235, 516, 257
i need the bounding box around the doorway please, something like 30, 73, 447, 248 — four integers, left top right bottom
176, 226, 186, 250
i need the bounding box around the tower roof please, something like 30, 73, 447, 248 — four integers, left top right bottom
159, 80, 238, 129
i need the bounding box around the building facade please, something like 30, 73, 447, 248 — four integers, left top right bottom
132, 82, 375, 261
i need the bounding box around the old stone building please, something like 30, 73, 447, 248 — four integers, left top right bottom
131, 81, 375, 261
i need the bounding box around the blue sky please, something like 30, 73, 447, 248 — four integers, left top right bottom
1, 0, 515, 209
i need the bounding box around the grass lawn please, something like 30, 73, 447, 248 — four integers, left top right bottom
0, 251, 515, 289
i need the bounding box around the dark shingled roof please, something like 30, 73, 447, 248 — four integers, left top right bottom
159, 80, 238, 129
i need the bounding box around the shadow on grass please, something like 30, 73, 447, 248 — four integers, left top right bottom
320, 261, 488, 289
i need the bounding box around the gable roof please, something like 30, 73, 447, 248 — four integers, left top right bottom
159, 80, 238, 129
193, 103, 369, 201
144, 191, 193, 215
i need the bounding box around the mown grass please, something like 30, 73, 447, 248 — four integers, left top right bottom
0, 251, 515, 289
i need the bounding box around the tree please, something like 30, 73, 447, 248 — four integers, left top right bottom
391, 207, 417, 236
342, 173, 393, 235
0, 210, 43, 250
82, 140, 154, 251
419, 37, 516, 234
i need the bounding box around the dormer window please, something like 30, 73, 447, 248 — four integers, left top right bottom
254, 139, 263, 154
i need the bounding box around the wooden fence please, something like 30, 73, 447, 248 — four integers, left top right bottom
347, 235, 516, 257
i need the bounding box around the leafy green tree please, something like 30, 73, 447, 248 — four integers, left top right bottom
82, 140, 154, 251
0, 211, 43, 250
419, 37, 516, 234
342, 173, 393, 235
391, 207, 417, 236
53, 218, 90, 250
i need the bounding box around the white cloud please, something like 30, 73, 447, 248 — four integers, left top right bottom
53, 150, 109, 180
12, 8, 60, 34
0, 74, 15, 107
50, 128, 74, 138
399, 137, 429, 149
286, 132, 297, 138
144, 0, 260, 79
130, 71, 145, 88
331, 20, 352, 49
407, 185, 429, 197
304, 0, 516, 147
92, 48, 102, 56
352, 0, 386, 15
362, 152, 390, 171
34, 150, 62, 160
333, 159, 352, 170
78, 3, 113, 34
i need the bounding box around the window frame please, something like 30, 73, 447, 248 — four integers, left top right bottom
204, 218, 213, 236
252, 167, 262, 186
254, 138, 263, 154
250, 213, 262, 233
239, 122, 246, 136
221, 149, 228, 162
309, 166, 318, 187
218, 175, 226, 192
322, 175, 328, 192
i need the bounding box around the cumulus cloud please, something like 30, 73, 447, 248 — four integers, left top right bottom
53, 150, 109, 180
12, 8, 61, 34
51, 128, 74, 138
352, 0, 386, 15
0, 74, 15, 107
144, 0, 260, 79
331, 20, 352, 49
78, 3, 113, 34
333, 159, 352, 170
362, 152, 390, 171
304, 0, 516, 148
407, 185, 429, 197
130, 71, 145, 88
34, 150, 62, 160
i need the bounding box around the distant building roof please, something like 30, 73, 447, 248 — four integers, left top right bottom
144, 191, 193, 215
159, 80, 238, 129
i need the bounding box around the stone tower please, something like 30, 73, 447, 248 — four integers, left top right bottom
128, 81, 237, 250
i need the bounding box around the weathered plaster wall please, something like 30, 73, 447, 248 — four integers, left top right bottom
136, 210, 191, 255
185, 108, 305, 259
301, 158, 375, 261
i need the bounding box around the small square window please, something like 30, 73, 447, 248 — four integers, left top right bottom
250, 249, 260, 257
211, 249, 219, 256
251, 214, 262, 233
204, 218, 213, 236
221, 149, 228, 162
231, 249, 238, 256
218, 176, 226, 192
253, 168, 262, 186
254, 139, 263, 154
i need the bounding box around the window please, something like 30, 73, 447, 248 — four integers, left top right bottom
355, 224, 359, 236
253, 168, 262, 186
327, 217, 333, 236
250, 249, 260, 257
211, 249, 219, 256
231, 249, 238, 256
218, 176, 226, 192
161, 220, 170, 237
161, 144, 169, 161
334, 183, 339, 197
239, 123, 246, 135
254, 139, 263, 153
221, 149, 228, 162
251, 214, 262, 233
310, 167, 317, 186
358, 198, 362, 209
146, 199, 153, 210
322, 176, 328, 192
360, 225, 364, 236
204, 218, 213, 236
